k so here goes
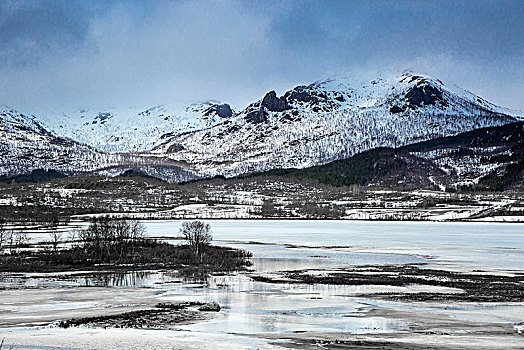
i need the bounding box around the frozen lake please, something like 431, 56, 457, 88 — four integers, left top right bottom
27, 219, 523, 271
1, 220, 523, 349
143, 220, 524, 272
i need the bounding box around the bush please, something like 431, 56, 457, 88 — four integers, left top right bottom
0, 218, 252, 273
77, 216, 146, 263
180, 220, 212, 262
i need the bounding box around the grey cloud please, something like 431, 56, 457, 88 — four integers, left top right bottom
0, 0, 92, 66
1, 0, 523, 114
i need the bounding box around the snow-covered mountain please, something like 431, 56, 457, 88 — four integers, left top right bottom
40, 101, 235, 153
2, 72, 521, 181
0, 107, 198, 181
151, 72, 520, 177
0, 106, 119, 176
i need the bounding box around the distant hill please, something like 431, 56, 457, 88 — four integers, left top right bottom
245, 122, 524, 191
2, 72, 521, 183
0, 107, 198, 182
38, 101, 235, 153
246, 147, 444, 189
153, 72, 520, 177
0, 169, 66, 183
0, 107, 119, 176
119, 169, 165, 182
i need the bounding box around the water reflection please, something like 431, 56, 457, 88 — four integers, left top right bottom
0, 269, 409, 334
83, 271, 208, 288
3, 220, 522, 338
79, 271, 153, 287
0, 270, 205, 288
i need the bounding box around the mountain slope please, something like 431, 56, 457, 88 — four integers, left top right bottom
0, 107, 118, 176
247, 147, 446, 188
39, 101, 235, 153
0, 107, 197, 182
404, 121, 524, 190
152, 72, 520, 177
3, 72, 521, 182
246, 122, 524, 191
0, 169, 67, 183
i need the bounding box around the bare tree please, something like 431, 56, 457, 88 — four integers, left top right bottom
48, 232, 63, 252
13, 231, 29, 253
0, 230, 6, 254
3, 231, 13, 254
260, 199, 279, 217
127, 220, 146, 243
179, 220, 212, 261
0, 219, 5, 253
67, 230, 78, 244
77, 216, 146, 262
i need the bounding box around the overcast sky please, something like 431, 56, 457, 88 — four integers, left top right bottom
1, 0, 523, 113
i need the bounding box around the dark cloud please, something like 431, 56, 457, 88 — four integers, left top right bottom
1, 0, 523, 113
0, 1, 96, 66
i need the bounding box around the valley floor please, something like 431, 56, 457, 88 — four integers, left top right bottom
0, 176, 523, 223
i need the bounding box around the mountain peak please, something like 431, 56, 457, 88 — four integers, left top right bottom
152, 72, 519, 177
3, 72, 521, 180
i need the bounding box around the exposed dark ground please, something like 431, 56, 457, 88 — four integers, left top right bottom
0, 174, 522, 223
251, 264, 524, 302
58, 302, 210, 329
0, 242, 252, 274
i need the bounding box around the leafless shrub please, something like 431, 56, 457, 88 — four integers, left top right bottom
67, 230, 78, 243
13, 231, 29, 253
0, 231, 14, 254
180, 220, 212, 261
48, 232, 63, 252
77, 216, 146, 262
0, 230, 7, 253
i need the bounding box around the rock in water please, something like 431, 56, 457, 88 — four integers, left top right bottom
198, 301, 221, 312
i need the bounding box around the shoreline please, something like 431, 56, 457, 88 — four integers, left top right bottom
249, 264, 524, 303
0, 221, 522, 349
68, 214, 524, 223
1, 262, 523, 349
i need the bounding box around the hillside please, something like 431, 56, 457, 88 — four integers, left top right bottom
0, 107, 119, 176
248, 122, 524, 191
0, 107, 197, 182
152, 72, 519, 177
2, 73, 521, 182
39, 101, 235, 153
404, 121, 524, 191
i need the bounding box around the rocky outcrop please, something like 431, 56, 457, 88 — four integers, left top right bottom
198, 301, 221, 312
405, 84, 443, 107
390, 105, 405, 114
261, 91, 288, 112
204, 104, 233, 118
284, 86, 319, 104
245, 107, 268, 124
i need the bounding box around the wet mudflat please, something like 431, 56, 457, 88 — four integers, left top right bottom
252, 264, 524, 302
58, 302, 212, 330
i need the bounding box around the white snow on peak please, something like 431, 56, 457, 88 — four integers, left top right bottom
151, 72, 520, 177
37, 100, 236, 153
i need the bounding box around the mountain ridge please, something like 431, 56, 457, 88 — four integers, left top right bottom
1, 72, 521, 184
240, 121, 524, 191
37, 100, 236, 153
151, 72, 520, 177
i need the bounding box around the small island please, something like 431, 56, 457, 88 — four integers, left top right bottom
0, 218, 251, 330
0, 217, 251, 274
